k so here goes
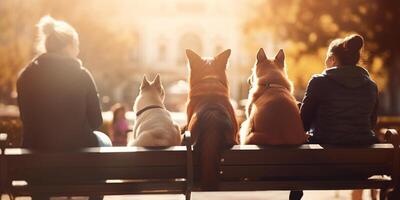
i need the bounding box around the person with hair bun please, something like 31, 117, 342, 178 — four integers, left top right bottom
291, 34, 380, 200
17, 16, 110, 200
300, 34, 379, 145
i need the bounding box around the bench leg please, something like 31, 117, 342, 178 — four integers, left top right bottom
380, 188, 388, 200
289, 190, 303, 200
185, 190, 191, 200
371, 189, 378, 200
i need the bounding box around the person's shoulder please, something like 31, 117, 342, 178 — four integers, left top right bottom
358, 66, 379, 91
17, 56, 40, 81
367, 77, 378, 92
304, 73, 331, 93
309, 73, 328, 85
77, 64, 98, 89
78, 65, 95, 80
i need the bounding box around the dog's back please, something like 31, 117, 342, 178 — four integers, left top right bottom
131, 108, 181, 146
242, 48, 307, 145
129, 75, 182, 147
185, 49, 239, 190
188, 97, 237, 189
245, 88, 306, 144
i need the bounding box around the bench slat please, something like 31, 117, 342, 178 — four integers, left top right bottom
9, 166, 186, 180
227, 144, 393, 150
220, 165, 391, 179
218, 179, 393, 191
6, 150, 187, 167
11, 181, 187, 196
222, 144, 394, 165
5, 146, 187, 154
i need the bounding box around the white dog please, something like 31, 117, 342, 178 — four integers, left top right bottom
128, 74, 182, 147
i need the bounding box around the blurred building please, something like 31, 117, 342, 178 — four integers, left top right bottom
108, 0, 266, 106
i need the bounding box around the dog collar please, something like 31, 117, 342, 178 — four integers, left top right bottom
136, 105, 164, 117
259, 83, 288, 90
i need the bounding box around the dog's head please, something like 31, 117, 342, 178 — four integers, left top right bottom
186, 49, 231, 90
139, 74, 165, 101
248, 48, 292, 92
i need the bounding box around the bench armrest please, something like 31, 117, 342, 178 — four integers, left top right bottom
385, 129, 400, 191
184, 131, 193, 196
385, 129, 399, 147
184, 131, 191, 144
0, 133, 7, 152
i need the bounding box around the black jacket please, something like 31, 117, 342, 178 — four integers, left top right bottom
300, 66, 379, 145
17, 53, 103, 150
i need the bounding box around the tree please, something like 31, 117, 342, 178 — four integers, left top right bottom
247, 0, 400, 115
0, 0, 38, 104
0, 0, 139, 107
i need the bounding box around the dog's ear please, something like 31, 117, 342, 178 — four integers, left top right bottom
186, 49, 202, 67
215, 49, 231, 69
152, 74, 162, 88
275, 49, 285, 67
257, 48, 267, 64
140, 75, 150, 90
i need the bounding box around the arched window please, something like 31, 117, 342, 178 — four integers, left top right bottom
178, 33, 203, 64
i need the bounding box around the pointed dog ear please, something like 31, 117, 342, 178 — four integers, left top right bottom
152, 74, 162, 88
256, 48, 267, 64
216, 49, 231, 63
275, 49, 285, 67
215, 49, 231, 70
186, 49, 202, 67
140, 75, 150, 90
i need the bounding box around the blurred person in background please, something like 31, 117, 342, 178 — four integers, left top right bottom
16, 15, 111, 200
110, 103, 131, 146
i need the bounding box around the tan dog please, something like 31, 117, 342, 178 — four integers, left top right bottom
240, 48, 307, 145
186, 49, 239, 190
128, 74, 181, 147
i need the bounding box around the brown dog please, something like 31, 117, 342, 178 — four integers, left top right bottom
186, 49, 239, 190
240, 48, 307, 145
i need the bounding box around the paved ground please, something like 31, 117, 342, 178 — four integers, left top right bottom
1, 190, 377, 200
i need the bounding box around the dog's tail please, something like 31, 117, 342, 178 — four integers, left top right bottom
190, 103, 235, 190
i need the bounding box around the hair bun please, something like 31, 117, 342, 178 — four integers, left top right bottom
37, 15, 57, 36
344, 34, 364, 52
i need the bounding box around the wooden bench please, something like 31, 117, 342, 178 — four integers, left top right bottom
0, 132, 193, 200
1, 130, 399, 200
215, 129, 400, 199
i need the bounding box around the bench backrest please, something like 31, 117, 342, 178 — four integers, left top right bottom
5, 146, 189, 183
220, 144, 397, 180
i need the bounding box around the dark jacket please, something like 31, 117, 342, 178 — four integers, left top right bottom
300, 66, 379, 145
17, 53, 103, 150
